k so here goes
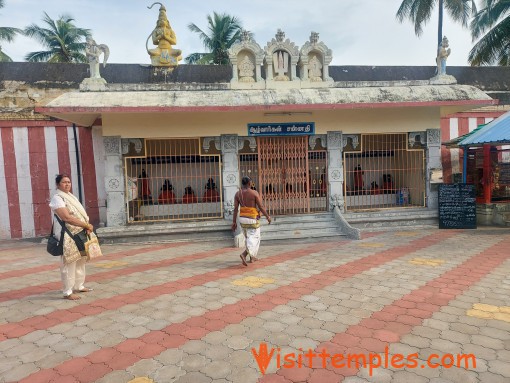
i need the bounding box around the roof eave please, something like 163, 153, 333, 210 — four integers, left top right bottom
36, 98, 497, 116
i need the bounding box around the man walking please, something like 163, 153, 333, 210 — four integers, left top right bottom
232, 176, 272, 266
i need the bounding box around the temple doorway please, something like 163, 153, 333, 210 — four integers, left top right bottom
239, 136, 328, 215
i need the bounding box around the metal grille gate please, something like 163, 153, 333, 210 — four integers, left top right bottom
257, 136, 311, 215
344, 133, 425, 211
125, 138, 222, 223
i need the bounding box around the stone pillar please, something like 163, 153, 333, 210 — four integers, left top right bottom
323, 64, 330, 82
221, 134, 240, 222
255, 59, 263, 82
266, 62, 274, 81
231, 62, 239, 83
300, 63, 309, 81
103, 136, 126, 227
327, 131, 345, 212
426, 129, 442, 209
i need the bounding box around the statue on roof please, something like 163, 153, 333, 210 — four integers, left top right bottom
273, 51, 289, 81
238, 55, 255, 82
436, 36, 451, 76
85, 37, 109, 79
308, 55, 322, 81
146, 2, 182, 67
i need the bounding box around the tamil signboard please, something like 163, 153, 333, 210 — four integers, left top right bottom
247, 122, 315, 136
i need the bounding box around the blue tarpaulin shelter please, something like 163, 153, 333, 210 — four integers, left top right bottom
457, 110, 510, 188
459, 111, 510, 147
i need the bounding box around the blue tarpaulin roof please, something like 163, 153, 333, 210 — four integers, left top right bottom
459, 110, 510, 146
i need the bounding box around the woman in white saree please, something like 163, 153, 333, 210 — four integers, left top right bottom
49, 175, 94, 300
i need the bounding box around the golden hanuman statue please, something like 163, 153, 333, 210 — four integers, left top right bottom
146, 2, 182, 67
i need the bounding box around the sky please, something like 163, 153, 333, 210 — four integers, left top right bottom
0, 0, 479, 67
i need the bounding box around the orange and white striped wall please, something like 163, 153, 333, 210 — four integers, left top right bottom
0, 122, 105, 239
440, 112, 504, 184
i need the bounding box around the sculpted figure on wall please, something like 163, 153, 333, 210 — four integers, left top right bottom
85, 37, 109, 79
436, 36, 451, 76
264, 29, 299, 83
298, 31, 333, 84
147, 2, 182, 67
238, 55, 255, 82
228, 30, 265, 87
273, 50, 289, 81
308, 55, 322, 81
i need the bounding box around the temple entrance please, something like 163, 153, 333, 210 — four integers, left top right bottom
239, 136, 328, 216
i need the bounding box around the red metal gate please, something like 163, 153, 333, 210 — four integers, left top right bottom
257, 136, 310, 215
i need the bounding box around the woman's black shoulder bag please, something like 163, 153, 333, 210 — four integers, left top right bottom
46, 215, 75, 256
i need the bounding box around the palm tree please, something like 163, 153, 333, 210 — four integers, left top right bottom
185, 12, 246, 64
469, 0, 510, 66
24, 12, 90, 63
0, 0, 22, 62
396, 0, 476, 48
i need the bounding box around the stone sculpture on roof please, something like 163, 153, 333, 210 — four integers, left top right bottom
299, 31, 333, 85
239, 56, 255, 81
430, 36, 456, 84
436, 36, 451, 76
229, 29, 334, 89
228, 30, 265, 88
146, 2, 182, 67
264, 29, 300, 85
85, 37, 109, 79
80, 36, 109, 90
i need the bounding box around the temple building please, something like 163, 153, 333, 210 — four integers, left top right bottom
0, 26, 509, 241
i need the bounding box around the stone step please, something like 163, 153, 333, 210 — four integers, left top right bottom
266, 212, 336, 223
262, 227, 344, 242
241, 212, 344, 242
97, 220, 233, 245
261, 217, 336, 231
344, 208, 438, 230
344, 208, 437, 219
502, 212, 510, 227
97, 212, 343, 245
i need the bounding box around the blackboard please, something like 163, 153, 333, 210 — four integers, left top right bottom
498, 163, 510, 183
438, 184, 477, 229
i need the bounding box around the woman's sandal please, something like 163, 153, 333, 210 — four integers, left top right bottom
249, 256, 259, 262
63, 293, 81, 300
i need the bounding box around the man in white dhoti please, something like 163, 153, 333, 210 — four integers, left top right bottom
232, 176, 272, 266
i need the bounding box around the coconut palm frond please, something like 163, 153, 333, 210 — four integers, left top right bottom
469, 12, 510, 65
187, 12, 245, 65
24, 12, 90, 63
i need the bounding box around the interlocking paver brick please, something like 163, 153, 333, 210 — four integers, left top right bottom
439, 367, 479, 383
391, 371, 428, 383
1, 229, 509, 382
477, 371, 510, 383
201, 360, 231, 380
488, 359, 510, 377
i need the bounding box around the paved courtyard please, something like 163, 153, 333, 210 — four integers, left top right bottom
0, 227, 509, 383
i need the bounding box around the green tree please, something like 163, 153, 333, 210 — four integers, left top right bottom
0, 0, 22, 62
23, 12, 90, 63
396, 0, 477, 47
185, 12, 247, 64
469, 0, 510, 66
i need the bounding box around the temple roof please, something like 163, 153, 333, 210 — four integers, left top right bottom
36, 84, 495, 126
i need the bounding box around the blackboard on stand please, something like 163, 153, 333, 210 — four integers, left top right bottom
438, 184, 477, 229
